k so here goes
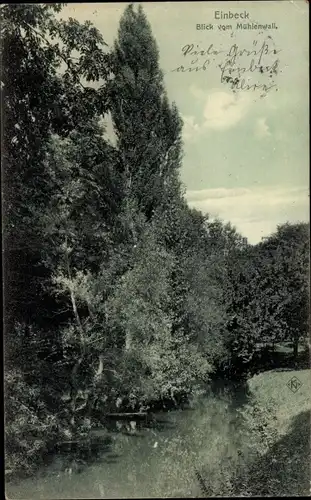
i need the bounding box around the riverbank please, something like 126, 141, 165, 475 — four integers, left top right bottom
6, 368, 310, 499
231, 368, 311, 496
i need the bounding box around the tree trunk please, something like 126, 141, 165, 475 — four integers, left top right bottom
64, 239, 87, 428
293, 337, 298, 361
293, 338, 299, 360
124, 166, 137, 246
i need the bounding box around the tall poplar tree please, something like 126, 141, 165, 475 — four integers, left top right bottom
109, 3, 183, 232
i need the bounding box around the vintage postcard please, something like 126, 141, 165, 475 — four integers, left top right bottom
2, 1, 310, 498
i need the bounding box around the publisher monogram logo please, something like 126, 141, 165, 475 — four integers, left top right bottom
287, 376, 303, 394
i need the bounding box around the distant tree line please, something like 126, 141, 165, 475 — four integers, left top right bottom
2, 4, 309, 477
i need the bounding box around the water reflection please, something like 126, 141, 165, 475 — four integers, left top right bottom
6, 388, 247, 499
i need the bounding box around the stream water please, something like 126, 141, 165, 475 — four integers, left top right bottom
6, 385, 249, 499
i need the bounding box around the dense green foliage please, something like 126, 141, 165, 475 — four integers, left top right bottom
2, 3, 309, 482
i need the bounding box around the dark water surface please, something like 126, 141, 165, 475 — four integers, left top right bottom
6, 386, 248, 499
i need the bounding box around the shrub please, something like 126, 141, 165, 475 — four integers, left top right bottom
4, 369, 59, 478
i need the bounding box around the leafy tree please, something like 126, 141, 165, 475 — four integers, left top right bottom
1, 3, 110, 333
224, 221, 309, 375
105, 224, 212, 406
257, 222, 309, 358
2, 3, 113, 475
109, 3, 183, 228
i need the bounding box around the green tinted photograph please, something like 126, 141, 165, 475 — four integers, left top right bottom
2, 1, 310, 498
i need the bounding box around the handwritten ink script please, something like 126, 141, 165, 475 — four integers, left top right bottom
172, 37, 281, 95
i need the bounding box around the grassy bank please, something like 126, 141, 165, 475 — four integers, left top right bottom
232, 368, 311, 497
248, 368, 310, 435
193, 368, 310, 497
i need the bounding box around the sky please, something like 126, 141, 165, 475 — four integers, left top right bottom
59, 1, 309, 244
